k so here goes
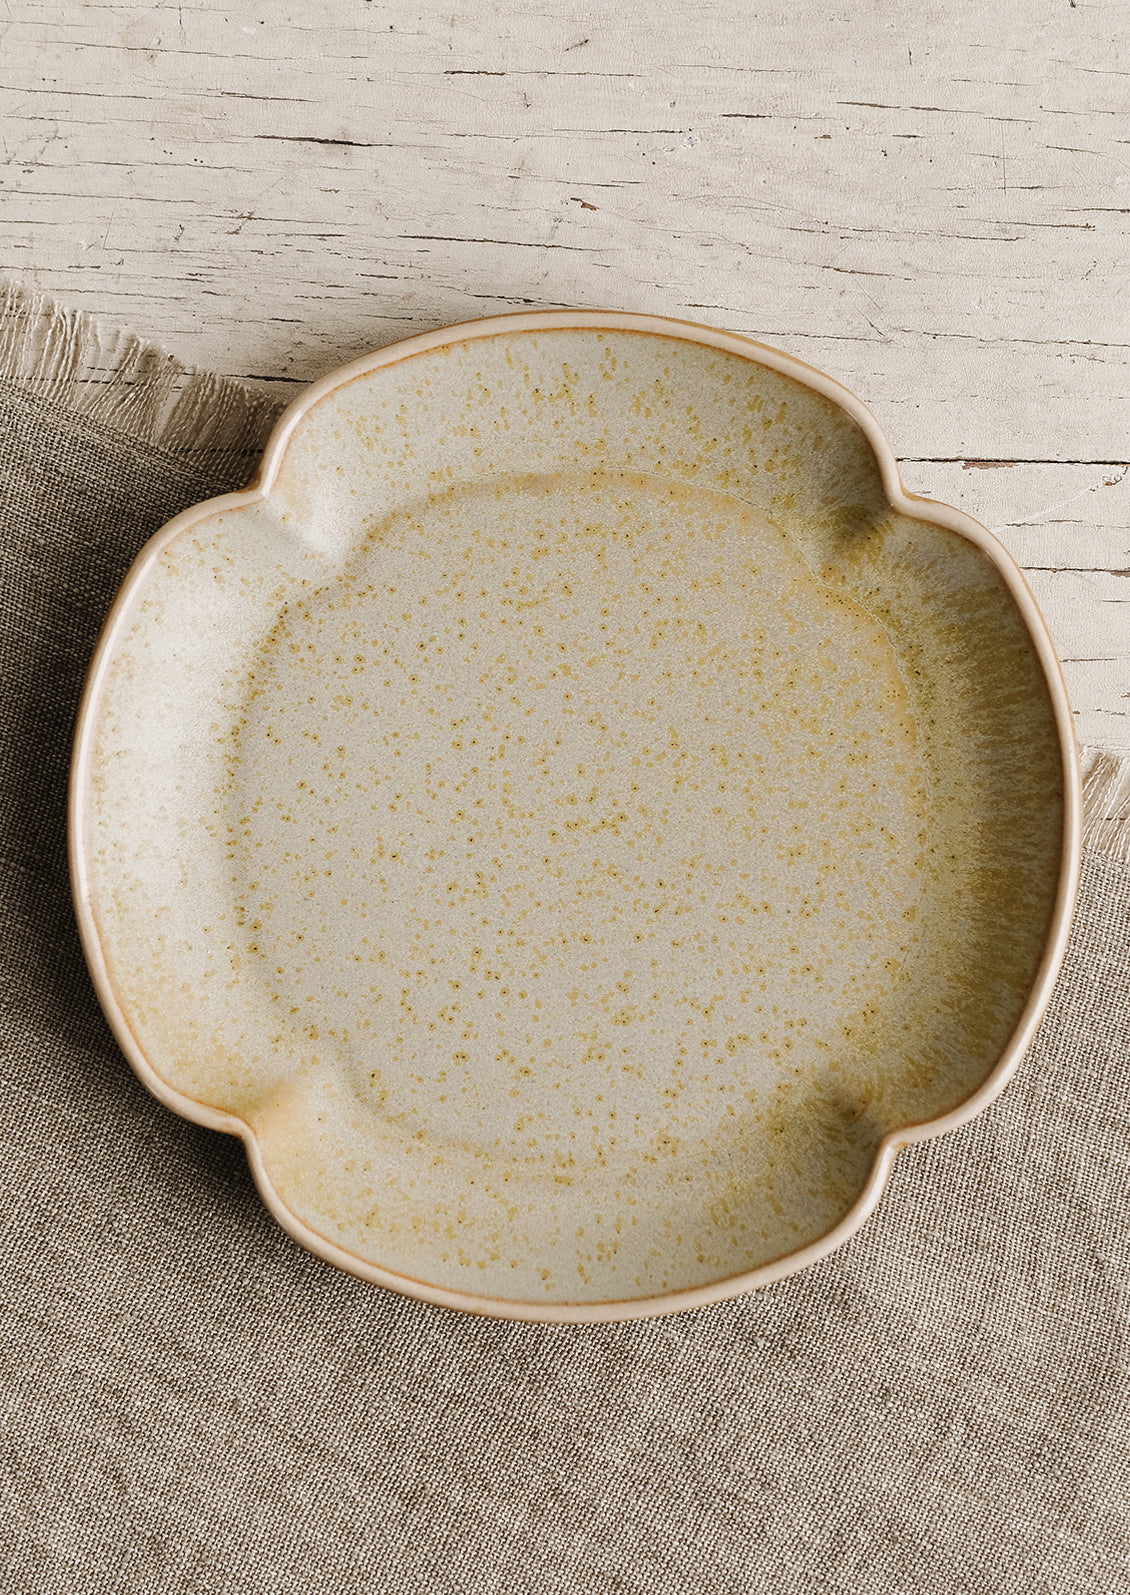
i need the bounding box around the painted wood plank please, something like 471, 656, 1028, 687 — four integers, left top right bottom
2, 1, 1127, 457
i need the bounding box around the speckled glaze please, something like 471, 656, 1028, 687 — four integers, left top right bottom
70, 313, 1079, 1321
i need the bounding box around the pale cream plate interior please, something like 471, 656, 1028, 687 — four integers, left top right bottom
71, 313, 1078, 1321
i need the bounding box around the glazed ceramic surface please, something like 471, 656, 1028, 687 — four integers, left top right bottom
71, 313, 1078, 1320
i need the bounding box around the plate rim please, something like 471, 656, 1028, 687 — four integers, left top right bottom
69, 309, 1082, 1322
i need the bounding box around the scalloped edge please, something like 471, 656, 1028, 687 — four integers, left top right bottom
69, 310, 1081, 1323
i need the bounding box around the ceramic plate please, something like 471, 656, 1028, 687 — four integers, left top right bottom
70, 312, 1079, 1321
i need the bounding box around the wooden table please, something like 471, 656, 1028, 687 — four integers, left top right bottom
3, 0, 1126, 749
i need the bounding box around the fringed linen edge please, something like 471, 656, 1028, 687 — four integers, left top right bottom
0, 277, 284, 479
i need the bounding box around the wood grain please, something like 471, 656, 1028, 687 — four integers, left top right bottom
905, 461, 1130, 750
1, 0, 1127, 743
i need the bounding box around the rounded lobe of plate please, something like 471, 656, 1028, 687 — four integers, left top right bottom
71, 314, 1079, 1321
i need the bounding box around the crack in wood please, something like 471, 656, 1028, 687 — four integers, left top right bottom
254, 134, 390, 149
398, 233, 595, 252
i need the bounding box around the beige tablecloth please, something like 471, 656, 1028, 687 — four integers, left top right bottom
2, 282, 1127, 1594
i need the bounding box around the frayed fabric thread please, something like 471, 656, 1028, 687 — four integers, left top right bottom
1081, 745, 1130, 867
0, 277, 284, 480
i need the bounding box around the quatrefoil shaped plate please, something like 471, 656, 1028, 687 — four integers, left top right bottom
71, 312, 1079, 1321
